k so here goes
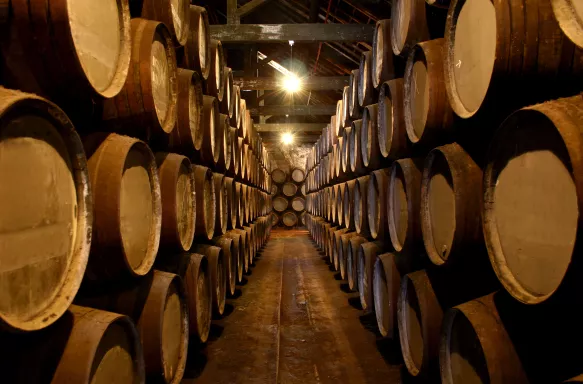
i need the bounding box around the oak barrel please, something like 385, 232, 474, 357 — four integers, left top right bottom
358, 241, 385, 312
378, 79, 408, 159
192, 165, 216, 240
354, 175, 371, 236
192, 244, 227, 317
368, 168, 390, 239
372, 19, 396, 88
181, 5, 211, 79
200, 96, 219, 166
283, 211, 299, 227
358, 51, 375, 107
212, 236, 236, 297
139, 0, 190, 46
361, 103, 383, 170
349, 69, 363, 119
206, 40, 225, 102
169, 69, 204, 158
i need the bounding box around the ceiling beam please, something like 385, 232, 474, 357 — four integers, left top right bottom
210, 23, 374, 43
256, 123, 326, 132
237, 0, 275, 17
250, 105, 336, 116
235, 76, 349, 90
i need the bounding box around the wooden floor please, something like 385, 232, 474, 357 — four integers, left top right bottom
183, 229, 405, 384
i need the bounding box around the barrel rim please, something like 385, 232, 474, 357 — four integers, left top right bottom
551, 0, 583, 50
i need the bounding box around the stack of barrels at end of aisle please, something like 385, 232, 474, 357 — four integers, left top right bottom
303, 8, 583, 383
270, 167, 307, 228
0, 0, 275, 382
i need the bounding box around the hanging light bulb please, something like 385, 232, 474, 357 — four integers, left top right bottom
283, 74, 302, 93
281, 132, 294, 145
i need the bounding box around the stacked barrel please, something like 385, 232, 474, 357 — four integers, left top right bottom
270, 167, 307, 228
0, 1, 272, 383
306, 2, 583, 383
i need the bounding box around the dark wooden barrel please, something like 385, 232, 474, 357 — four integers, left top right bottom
1, 0, 131, 103
333, 184, 341, 226
0, 305, 145, 383
231, 85, 242, 128
238, 99, 247, 138
225, 177, 237, 229
391, 0, 431, 57
139, 0, 190, 46
483, 95, 583, 304
200, 95, 219, 166
213, 114, 228, 172
361, 103, 383, 170
347, 236, 369, 292
155, 153, 195, 252
339, 232, 360, 280
341, 127, 353, 175
84, 133, 161, 281
444, 0, 582, 118
354, 175, 371, 236
223, 231, 244, 283
291, 197, 306, 212
206, 40, 225, 102
326, 226, 339, 261
388, 158, 424, 255
213, 173, 228, 236
230, 130, 240, 176
283, 182, 298, 197
231, 228, 250, 274
0, 89, 92, 332
272, 168, 287, 184
421, 143, 482, 266
341, 86, 351, 131
169, 69, 204, 158
349, 120, 367, 175
358, 51, 375, 107
243, 226, 254, 265
291, 168, 305, 183
344, 180, 356, 230
440, 293, 528, 384
192, 165, 216, 240
212, 236, 236, 297
358, 241, 385, 312
404, 39, 453, 147
349, 69, 363, 119
332, 228, 351, 271
182, 5, 211, 79
283, 211, 299, 227
374, 253, 401, 339
378, 79, 408, 160
372, 19, 396, 88
368, 168, 391, 239
551, 0, 583, 49
102, 19, 177, 144
234, 182, 245, 228
192, 244, 227, 317
220, 67, 234, 117
224, 118, 233, 173
155, 253, 212, 344
78, 271, 189, 383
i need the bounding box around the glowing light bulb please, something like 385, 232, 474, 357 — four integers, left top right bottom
282, 132, 294, 145
283, 74, 301, 93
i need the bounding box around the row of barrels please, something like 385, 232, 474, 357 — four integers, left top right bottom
305, 0, 583, 177
0, 1, 273, 192
271, 168, 307, 228
306, 213, 583, 383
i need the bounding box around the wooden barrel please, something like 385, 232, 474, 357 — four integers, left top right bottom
404, 39, 453, 147
283, 211, 299, 227
273, 195, 289, 213
229, 129, 240, 176
349, 120, 367, 175
206, 40, 225, 102
192, 165, 216, 240
213, 173, 228, 236
440, 293, 528, 384
566, 375, 583, 383
282, 182, 298, 197
349, 69, 363, 119
102, 19, 177, 144
215, 114, 229, 172
0, 305, 145, 383
444, 0, 582, 118
155, 253, 212, 344
326, 226, 339, 260
339, 232, 360, 280
334, 140, 343, 180
354, 175, 371, 235
341, 127, 352, 175
388, 158, 424, 255
238, 99, 247, 138
193, 244, 227, 317
224, 231, 244, 283
212, 236, 236, 297
336, 184, 346, 227
169, 69, 204, 158
78, 271, 189, 383
347, 236, 369, 292
344, 180, 356, 230
0, 89, 92, 332
332, 228, 351, 271
242, 226, 254, 265
374, 253, 401, 339
155, 153, 195, 252
224, 177, 237, 229
358, 241, 385, 312
234, 182, 245, 227
272, 168, 287, 184
358, 51, 375, 107
231, 228, 250, 274
421, 143, 482, 266
378, 79, 409, 160
271, 212, 280, 227
1, 0, 131, 102
391, 0, 430, 57
84, 133, 160, 281
182, 5, 211, 79
220, 67, 234, 117
231, 85, 242, 128
361, 103, 383, 170
372, 19, 396, 88
224, 120, 233, 174
483, 95, 583, 304
341, 86, 351, 131
368, 169, 391, 239
199, 95, 219, 166
292, 197, 306, 212
291, 168, 305, 183
552, 0, 583, 49
139, 0, 190, 46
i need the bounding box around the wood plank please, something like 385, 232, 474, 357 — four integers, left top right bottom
227, 0, 240, 25
209, 23, 374, 43
250, 105, 337, 116
237, 0, 275, 17
235, 76, 349, 91
256, 123, 326, 132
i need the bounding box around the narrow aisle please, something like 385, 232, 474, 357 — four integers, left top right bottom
187, 229, 403, 384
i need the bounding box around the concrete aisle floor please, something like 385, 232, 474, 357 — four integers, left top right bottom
183, 229, 405, 384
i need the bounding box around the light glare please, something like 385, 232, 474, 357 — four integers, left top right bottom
283, 75, 302, 93
282, 132, 294, 145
